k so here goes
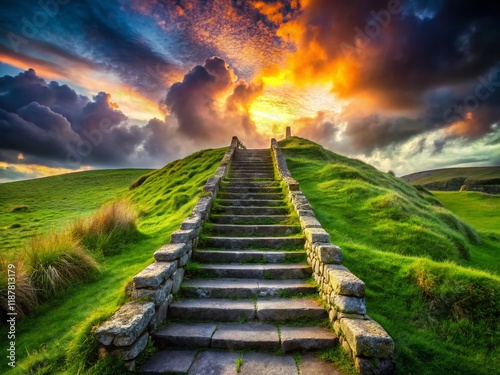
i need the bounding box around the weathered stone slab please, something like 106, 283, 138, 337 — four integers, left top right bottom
340, 318, 394, 358
169, 299, 256, 322
203, 177, 221, 192
315, 243, 343, 264
283, 176, 299, 191
214, 166, 227, 178
133, 262, 176, 289
280, 326, 338, 353
189, 350, 240, 375
179, 253, 189, 267
297, 209, 316, 217
299, 215, 323, 229
299, 353, 345, 375
211, 324, 280, 351
192, 196, 213, 217
133, 278, 173, 305
149, 295, 172, 331
256, 299, 326, 321
95, 302, 154, 346
327, 265, 365, 297
240, 352, 298, 375
355, 356, 397, 375
112, 332, 149, 361
182, 279, 260, 299
171, 228, 197, 244
154, 243, 187, 262
154, 322, 217, 348
333, 295, 366, 314
181, 214, 203, 230
140, 349, 197, 374
304, 227, 330, 244
172, 268, 184, 294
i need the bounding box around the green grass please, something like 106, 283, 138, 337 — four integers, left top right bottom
0, 169, 151, 253
432, 191, 500, 235
432, 191, 500, 274
279, 137, 500, 375
0, 147, 226, 374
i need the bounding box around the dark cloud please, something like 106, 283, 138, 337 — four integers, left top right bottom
164, 57, 265, 146
293, 112, 338, 144
0, 69, 158, 168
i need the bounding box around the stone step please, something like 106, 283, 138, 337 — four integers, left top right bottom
225, 177, 276, 180
140, 349, 343, 375
222, 181, 280, 188
222, 186, 282, 193
228, 173, 276, 179
209, 215, 288, 224
230, 161, 273, 166
212, 206, 290, 216
216, 199, 286, 207
217, 192, 284, 200
152, 323, 337, 353
193, 249, 306, 263
204, 224, 301, 237
202, 236, 304, 249
181, 278, 315, 298
188, 264, 311, 279
229, 166, 273, 171
232, 159, 273, 164
168, 298, 326, 322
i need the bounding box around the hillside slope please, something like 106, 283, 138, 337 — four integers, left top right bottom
0, 169, 152, 253
279, 137, 499, 375
1, 147, 226, 374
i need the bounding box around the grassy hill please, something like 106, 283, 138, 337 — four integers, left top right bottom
0, 169, 152, 253
0, 147, 225, 374
401, 166, 500, 191
1, 139, 499, 374
279, 137, 499, 375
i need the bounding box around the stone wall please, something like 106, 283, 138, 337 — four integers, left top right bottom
94, 136, 244, 370
271, 139, 396, 375
460, 184, 500, 195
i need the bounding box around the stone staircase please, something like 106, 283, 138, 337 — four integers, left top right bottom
140, 149, 342, 374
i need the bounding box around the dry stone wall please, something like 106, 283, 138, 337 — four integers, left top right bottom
94, 136, 244, 370
271, 139, 396, 375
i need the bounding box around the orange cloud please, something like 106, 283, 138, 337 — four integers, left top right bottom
252, 1, 285, 24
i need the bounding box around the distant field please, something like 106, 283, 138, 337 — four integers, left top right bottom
432, 191, 500, 274
432, 191, 500, 235
0, 169, 152, 253
402, 166, 500, 185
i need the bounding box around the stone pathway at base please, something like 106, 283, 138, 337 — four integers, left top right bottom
140, 149, 344, 374
141, 350, 344, 375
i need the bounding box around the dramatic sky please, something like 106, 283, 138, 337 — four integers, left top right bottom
1, 0, 500, 182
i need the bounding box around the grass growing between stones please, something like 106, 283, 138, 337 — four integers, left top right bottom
318, 347, 358, 375
234, 356, 244, 372
0, 147, 226, 374
280, 137, 500, 375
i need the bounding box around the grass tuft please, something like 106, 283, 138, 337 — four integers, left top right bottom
235, 357, 243, 373
23, 230, 99, 298
71, 199, 139, 257
410, 259, 499, 324
0, 258, 39, 320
